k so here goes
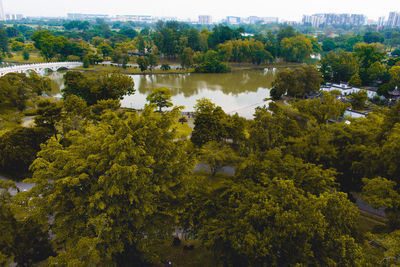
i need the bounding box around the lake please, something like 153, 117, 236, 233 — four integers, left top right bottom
48, 68, 276, 119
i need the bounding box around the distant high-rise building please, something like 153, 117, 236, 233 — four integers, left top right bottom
67, 13, 109, 20
5, 13, 23, 20
387, 12, 400, 27
226, 16, 241, 24
378, 16, 386, 26
114, 15, 152, 23
248, 16, 278, 24
302, 13, 366, 27
198, 15, 212, 25
0, 0, 5, 21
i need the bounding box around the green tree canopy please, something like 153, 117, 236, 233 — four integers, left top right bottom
63, 71, 135, 105
280, 35, 313, 62
26, 106, 195, 265
146, 87, 173, 112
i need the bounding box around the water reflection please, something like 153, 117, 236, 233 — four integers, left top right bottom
47, 69, 276, 119
136, 68, 276, 97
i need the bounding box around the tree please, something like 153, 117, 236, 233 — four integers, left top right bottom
136, 56, 149, 72
280, 35, 313, 62
148, 51, 158, 71
11, 41, 24, 52
22, 49, 29, 61
83, 55, 90, 68
349, 73, 362, 87
111, 47, 130, 68
60, 95, 89, 134
63, 71, 135, 105
26, 106, 195, 265
277, 26, 297, 44
98, 43, 113, 58
119, 27, 138, 39
353, 43, 385, 84
270, 66, 322, 99
0, 127, 52, 177
34, 99, 63, 136
293, 92, 350, 124
31, 30, 66, 62
146, 87, 173, 112
195, 50, 230, 73
134, 34, 146, 54
0, 27, 8, 54
320, 50, 359, 83
363, 32, 384, 44
349, 90, 368, 110
180, 47, 195, 69
160, 64, 171, 71
187, 28, 201, 51
0, 72, 51, 111
186, 170, 362, 266
198, 141, 238, 176
191, 98, 228, 146
368, 61, 386, 83
270, 68, 296, 99
0, 181, 54, 266
322, 39, 337, 52
389, 66, 400, 87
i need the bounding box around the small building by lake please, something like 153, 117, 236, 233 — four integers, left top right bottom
321, 82, 378, 99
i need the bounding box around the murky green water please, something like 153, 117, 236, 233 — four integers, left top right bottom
48, 68, 276, 119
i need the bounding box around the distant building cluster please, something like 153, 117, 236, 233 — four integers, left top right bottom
386, 12, 400, 27
67, 13, 109, 20
112, 15, 152, 23
222, 16, 279, 25
5, 14, 24, 20
302, 13, 366, 27
198, 15, 212, 25
67, 13, 179, 23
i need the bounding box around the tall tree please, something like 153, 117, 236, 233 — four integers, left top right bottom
26, 107, 195, 265
191, 98, 228, 146
146, 87, 173, 112
280, 35, 313, 62
63, 71, 135, 105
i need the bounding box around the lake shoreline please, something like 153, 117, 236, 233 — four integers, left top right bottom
72, 62, 303, 75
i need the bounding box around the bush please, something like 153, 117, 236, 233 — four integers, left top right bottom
178, 116, 188, 124
22, 50, 29, 61
172, 237, 181, 247
0, 127, 52, 178
66, 55, 81, 61
161, 64, 171, 71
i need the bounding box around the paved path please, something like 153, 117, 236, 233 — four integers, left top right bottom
102, 61, 181, 70
0, 175, 35, 196
355, 196, 386, 217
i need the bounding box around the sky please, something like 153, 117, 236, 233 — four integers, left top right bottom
3, 0, 399, 21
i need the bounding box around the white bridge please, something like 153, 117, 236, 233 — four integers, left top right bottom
0, 62, 83, 77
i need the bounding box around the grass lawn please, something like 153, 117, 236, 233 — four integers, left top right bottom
150, 239, 220, 267
4, 53, 47, 64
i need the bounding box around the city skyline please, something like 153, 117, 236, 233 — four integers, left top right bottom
2, 0, 399, 21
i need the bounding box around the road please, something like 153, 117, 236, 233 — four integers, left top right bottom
0, 174, 35, 196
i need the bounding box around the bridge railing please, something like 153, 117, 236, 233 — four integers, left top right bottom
0, 62, 83, 76
0, 62, 83, 71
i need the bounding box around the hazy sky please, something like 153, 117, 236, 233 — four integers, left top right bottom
3, 0, 399, 21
